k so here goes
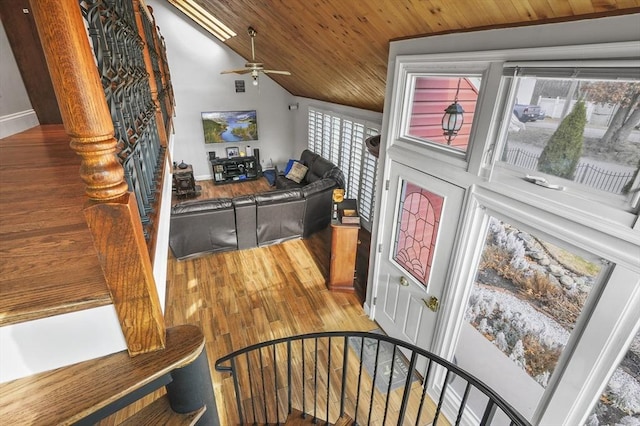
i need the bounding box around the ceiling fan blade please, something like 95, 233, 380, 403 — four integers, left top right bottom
263, 70, 292, 75
220, 68, 253, 75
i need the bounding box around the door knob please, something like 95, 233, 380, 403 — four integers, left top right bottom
423, 296, 439, 312
399, 276, 409, 286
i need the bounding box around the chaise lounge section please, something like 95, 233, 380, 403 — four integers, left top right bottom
169, 150, 344, 260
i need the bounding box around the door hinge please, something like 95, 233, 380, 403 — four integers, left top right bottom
378, 243, 383, 253
373, 297, 377, 305
385, 179, 390, 190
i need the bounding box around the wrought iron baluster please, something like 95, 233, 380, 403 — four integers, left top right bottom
455, 382, 472, 426
367, 339, 382, 426
354, 336, 365, 425
433, 370, 452, 426
415, 359, 434, 426
273, 344, 280, 424
301, 339, 306, 418
245, 352, 256, 425
382, 344, 396, 424
398, 351, 418, 425
131, 148, 152, 214
231, 357, 245, 425
287, 340, 292, 417
122, 155, 149, 225
313, 338, 318, 422
259, 348, 268, 424
339, 336, 349, 419
80, 0, 165, 235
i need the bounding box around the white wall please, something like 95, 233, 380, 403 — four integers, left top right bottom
147, 0, 297, 180
0, 19, 38, 138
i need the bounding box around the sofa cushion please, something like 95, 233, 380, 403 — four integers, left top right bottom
286, 161, 309, 183
283, 159, 297, 175
299, 149, 319, 169
301, 178, 338, 237
169, 199, 237, 259
301, 178, 338, 197
254, 188, 304, 205
233, 195, 257, 250
256, 196, 305, 247
172, 198, 233, 214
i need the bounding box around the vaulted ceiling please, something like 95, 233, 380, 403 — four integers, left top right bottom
172, 1, 639, 112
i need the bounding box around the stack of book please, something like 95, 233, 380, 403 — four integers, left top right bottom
337, 199, 360, 225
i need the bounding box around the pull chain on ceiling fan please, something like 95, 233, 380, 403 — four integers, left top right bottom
221, 26, 291, 86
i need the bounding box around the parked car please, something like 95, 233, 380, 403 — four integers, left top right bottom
513, 103, 546, 122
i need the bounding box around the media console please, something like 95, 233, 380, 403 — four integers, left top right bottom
210, 156, 261, 185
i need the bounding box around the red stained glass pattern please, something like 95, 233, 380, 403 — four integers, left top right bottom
393, 182, 444, 287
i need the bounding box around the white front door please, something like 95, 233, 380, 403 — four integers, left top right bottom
373, 160, 465, 350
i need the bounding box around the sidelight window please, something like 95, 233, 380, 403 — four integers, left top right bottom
454, 216, 609, 421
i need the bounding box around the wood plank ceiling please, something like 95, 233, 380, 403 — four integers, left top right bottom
176, 1, 640, 112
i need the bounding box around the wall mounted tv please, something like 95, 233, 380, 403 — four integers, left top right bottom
201, 110, 258, 143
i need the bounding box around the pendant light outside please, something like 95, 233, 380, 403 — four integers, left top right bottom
441, 78, 465, 145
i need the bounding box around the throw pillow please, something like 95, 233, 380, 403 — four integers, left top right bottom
286, 161, 309, 183
283, 159, 296, 175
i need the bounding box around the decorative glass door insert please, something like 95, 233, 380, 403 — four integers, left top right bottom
392, 181, 443, 288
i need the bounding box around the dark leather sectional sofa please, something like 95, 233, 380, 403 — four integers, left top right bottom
169, 150, 344, 260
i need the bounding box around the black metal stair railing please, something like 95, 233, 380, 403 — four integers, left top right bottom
215, 331, 532, 426
80, 0, 167, 240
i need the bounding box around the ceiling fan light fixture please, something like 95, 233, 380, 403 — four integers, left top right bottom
220, 27, 291, 78
167, 0, 236, 41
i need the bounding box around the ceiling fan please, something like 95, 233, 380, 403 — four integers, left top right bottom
221, 27, 291, 86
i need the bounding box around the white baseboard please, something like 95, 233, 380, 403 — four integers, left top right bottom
0, 110, 39, 139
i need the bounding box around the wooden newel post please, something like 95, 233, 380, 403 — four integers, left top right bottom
29, 0, 166, 355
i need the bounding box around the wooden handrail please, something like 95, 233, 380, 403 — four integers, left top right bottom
29, 0, 166, 354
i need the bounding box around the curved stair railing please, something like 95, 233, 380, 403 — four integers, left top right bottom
216, 331, 531, 426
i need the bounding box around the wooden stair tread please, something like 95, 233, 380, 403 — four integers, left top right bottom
119, 395, 206, 426
334, 415, 355, 426
284, 409, 354, 426
0, 325, 205, 425
0, 125, 111, 326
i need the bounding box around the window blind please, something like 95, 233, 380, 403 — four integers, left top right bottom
307, 107, 379, 227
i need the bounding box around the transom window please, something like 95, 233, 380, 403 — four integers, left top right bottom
495, 66, 640, 212
405, 75, 482, 153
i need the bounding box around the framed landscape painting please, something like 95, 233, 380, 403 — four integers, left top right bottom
201, 110, 258, 143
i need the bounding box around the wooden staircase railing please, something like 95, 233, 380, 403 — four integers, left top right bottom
0, 325, 217, 425
0, 1, 216, 423
27, 0, 174, 355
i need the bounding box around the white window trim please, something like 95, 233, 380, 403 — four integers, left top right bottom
379, 40, 640, 425
434, 184, 640, 424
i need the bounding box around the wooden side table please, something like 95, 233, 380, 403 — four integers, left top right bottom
327, 220, 360, 292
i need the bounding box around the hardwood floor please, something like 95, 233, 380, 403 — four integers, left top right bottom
0, 125, 111, 327
166, 178, 378, 425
